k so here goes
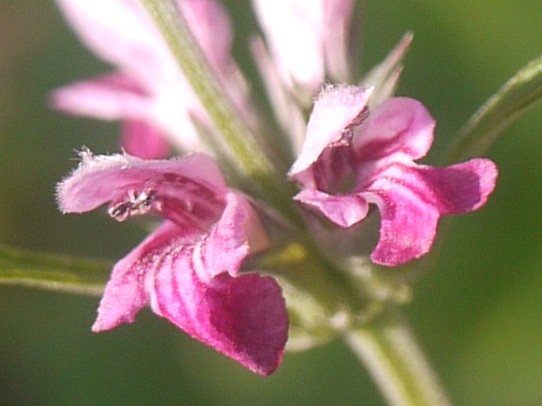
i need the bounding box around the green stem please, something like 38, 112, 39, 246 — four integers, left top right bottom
0, 244, 110, 296
138, 0, 293, 214
344, 309, 452, 406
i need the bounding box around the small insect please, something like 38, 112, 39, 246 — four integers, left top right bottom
108, 188, 157, 222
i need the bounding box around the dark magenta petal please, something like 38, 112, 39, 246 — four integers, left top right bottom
366, 159, 498, 265
369, 186, 441, 266
215, 273, 288, 376
414, 159, 498, 214
152, 252, 287, 375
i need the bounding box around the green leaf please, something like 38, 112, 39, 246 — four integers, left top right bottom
0, 245, 111, 296
446, 54, 542, 163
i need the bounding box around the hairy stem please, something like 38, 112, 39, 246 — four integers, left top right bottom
139, 0, 296, 216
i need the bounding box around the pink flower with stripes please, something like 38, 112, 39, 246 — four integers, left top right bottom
58, 151, 288, 375
289, 85, 498, 266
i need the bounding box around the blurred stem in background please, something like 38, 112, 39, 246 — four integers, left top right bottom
345, 310, 451, 406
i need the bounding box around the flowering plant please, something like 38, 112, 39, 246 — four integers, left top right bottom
2, 0, 542, 404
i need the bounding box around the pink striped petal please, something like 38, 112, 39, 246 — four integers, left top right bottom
93, 217, 287, 375
149, 232, 287, 375
364, 159, 498, 265
91, 221, 184, 332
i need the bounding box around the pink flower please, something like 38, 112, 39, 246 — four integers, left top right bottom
253, 0, 355, 99
289, 85, 498, 266
57, 151, 288, 375
51, 0, 248, 158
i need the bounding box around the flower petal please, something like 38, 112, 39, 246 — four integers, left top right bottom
253, 0, 325, 93
93, 217, 287, 375
250, 37, 307, 155
199, 192, 269, 278
289, 85, 373, 184
290, 85, 498, 267
121, 120, 171, 159
92, 221, 183, 332
354, 97, 436, 162
368, 184, 440, 266
54, 0, 250, 154
51, 73, 150, 121
253, 0, 356, 96
51, 72, 204, 153
54, 0, 171, 91
323, 0, 356, 82
57, 151, 227, 226
151, 249, 287, 375
294, 188, 369, 227
365, 159, 497, 265
413, 159, 498, 214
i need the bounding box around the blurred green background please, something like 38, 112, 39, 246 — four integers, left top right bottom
1, 0, 542, 404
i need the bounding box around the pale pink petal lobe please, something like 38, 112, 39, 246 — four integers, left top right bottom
121, 120, 171, 159
354, 97, 435, 161
57, 152, 227, 215
51, 73, 149, 120
289, 85, 373, 181
294, 189, 369, 227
